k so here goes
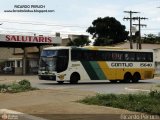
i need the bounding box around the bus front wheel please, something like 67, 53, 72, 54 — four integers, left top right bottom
70, 72, 80, 84
57, 81, 64, 84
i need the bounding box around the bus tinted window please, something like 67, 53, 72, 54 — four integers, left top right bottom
71, 50, 82, 60
41, 50, 58, 57
111, 52, 124, 61
124, 52, 135, 61
136, 52, 153, 62
71, 49, 153, 62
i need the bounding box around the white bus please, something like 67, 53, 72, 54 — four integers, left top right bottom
38, 46, 155, 84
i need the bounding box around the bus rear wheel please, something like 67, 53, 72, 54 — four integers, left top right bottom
70, 72, 80, 84
109, 80, 117, 83
132, 73, 141, 83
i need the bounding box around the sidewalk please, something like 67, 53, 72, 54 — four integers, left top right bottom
0, 109, 47, 120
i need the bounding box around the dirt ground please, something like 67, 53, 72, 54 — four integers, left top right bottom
0, 76, 160, 120
0, 89, 141, 120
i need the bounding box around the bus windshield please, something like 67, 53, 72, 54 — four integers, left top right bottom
39, 57, 57, 71
39, 49, 69, 72
41, 50, 58, 57
39, 50, 58, 71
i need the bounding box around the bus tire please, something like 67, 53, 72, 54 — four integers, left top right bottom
123, 73, 132, 83
57, 81, 64, 84
70, 72, 80, 84
109, 80, 117, 83
132, 72, 141, 83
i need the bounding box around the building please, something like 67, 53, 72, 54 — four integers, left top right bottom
0, 34, 89, 75
0, 34, 62, 75
61, 34, 89, 46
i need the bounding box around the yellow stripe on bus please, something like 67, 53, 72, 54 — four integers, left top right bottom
98, 61, 113, 79
98, 62, 154, 80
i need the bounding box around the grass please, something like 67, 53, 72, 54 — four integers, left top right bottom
0, 80, 39, 93
79, 91, 160, 115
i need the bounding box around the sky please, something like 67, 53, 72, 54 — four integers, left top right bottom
0, 0, 160, 38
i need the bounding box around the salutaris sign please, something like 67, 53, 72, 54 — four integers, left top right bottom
0, 34, 62, 44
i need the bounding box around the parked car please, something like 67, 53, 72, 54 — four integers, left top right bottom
30, 67, 38, 74
3, 67, 13, 73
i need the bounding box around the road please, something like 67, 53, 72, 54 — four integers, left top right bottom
32, 77, 160, 94
0, 75, 160, 94
0, 75, 160, 120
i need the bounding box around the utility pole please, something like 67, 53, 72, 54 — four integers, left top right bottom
124, 11, 140, 49
133, 17, 148, 49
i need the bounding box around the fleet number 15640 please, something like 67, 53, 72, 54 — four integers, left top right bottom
140, 63, 152, 67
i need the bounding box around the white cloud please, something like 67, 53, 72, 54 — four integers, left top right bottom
0, 0, 160, 37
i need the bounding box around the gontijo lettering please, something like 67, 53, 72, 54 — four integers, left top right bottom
111, 63, 133, 67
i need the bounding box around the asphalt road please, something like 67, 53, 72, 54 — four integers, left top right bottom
0, 75, 160, 94
32, 77, 160, 94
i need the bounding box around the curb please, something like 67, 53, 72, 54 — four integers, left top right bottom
125, 87, 150, 92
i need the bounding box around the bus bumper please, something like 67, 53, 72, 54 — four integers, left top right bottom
39, 75, 56, 81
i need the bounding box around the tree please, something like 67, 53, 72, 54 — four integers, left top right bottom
67, 35, 91, 47
143, 34, 160, 44
87, 16, 129, 46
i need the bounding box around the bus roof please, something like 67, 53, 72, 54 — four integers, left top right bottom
43, 46, 71, 50
83, 46, 126, 50
43, 46, 154, 52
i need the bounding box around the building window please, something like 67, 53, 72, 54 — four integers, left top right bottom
17, 61, 21, 68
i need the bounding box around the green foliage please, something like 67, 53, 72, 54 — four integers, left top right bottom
149, 90, 160, 98
67, 35, 91, 47
93, 38, 113, 46
0, 80, 38, 93
79, 91, 160, 115
87, 16, 129, 46
143, 34, 160, 44
18, 79, 31, 89
0, 84, 9, 93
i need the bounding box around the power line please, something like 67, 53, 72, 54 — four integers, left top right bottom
0, 20, 88, 28
0, 28, 89, 37
0, 27, 51, 33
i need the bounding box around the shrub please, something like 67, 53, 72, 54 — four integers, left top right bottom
0, 80, 38, 93
0, 84, 9, 93
149, 90, 160, 98
18, 79, 31, 89
79, 91, 160, 115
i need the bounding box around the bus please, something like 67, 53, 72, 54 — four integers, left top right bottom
38, 46, 155, 84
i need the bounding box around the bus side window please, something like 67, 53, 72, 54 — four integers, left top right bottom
57, 50, 69, 73
124, 52, 135, 61
147, 53, 153, 62
71, 50, 82, 61
124, 53, 130, 61
136, 53, 146, 62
